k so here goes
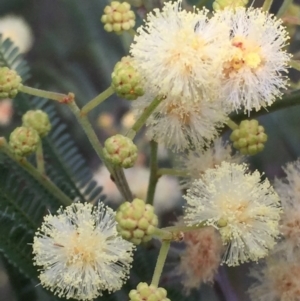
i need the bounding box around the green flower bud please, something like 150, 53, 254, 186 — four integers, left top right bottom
129, 283, 170, 301
116, 198, 158, 245
22, 110, 52, 138
213, 0, 248, 11
112, 56, 144, 100
101, 1, 135, 34
230, 119, 268, 155
9, 126, 40, 157
0, 67, 22, 99
103, 134, 138, 168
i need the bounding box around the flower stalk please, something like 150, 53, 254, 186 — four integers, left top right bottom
277, 0, 293, 18
19, 85, 67, 102
0, 138, 72, 206
151, 240, 171, 287
146, 140, 159, 205
36, 140, 45, 176
126, 97, 163, 140
81, 86, 114, 115
262, 0, 273, 12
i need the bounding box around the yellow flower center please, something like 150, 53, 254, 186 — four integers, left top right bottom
223, 36, 263, 77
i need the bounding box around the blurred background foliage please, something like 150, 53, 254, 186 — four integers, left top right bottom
0, 0, 299, 301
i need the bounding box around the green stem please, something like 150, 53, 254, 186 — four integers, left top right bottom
19, 85, 67, 102
262, 0, 273, 12
36, 140, 45, 175
81, 86, 114, 115
67, 96, 133, 200
289, 60, 300, 71
112, 167, 133, 201
0, 139, 72, 206
226, 118, 239, 130
146, 140, 158, 206
126, 97, 163, 140
231, 90, 300, 123
157, 168, 188, 177
151, 241, 170, 287
277, 0, 293, 18
128, 28, 136, 37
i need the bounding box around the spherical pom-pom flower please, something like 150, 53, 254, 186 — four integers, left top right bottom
274, 159, 300, 259
183, 162, 281, 266
178, 138, 245, 188
0, 15, 33, 53
177, 226, 223, 294
0, 67, 22, 99
130, 0, 229, 102
133, 94, 227, 152
214, 7, 291, 112
230, 119, 267, 155
9, 126, 40, 157
22, 110, 51, 137
129, 283, 170, 301
213, 0, 248, 11
116, 198, 158, 245
101, 1, 135, 34
248, 254, 300, 301
103, 134, 138, 168
32, 202, 135, 301
112, 56, 144, 100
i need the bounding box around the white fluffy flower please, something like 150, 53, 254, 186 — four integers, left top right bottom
274, 159, 300, 260
32, 202, 135, 300
0, 15, 33, 53
248, 254, 300, 301
183, 162, 281, 266
133, 94, 227, 152
214, 7, 290, 112
130, 0, 228, 102
179, 138, 246, 188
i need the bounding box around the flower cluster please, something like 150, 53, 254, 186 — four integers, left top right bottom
129, 1, 290, 152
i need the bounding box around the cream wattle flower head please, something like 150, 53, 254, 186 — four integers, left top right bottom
274, 159, 300, 259
32, 202, 135, 301
213, 7, 291, 113
183, 162, 281, 266
248, 254, 300, 301
132, 94, 227, 152
130, 0, 228, 102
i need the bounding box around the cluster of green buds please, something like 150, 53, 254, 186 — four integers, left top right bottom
0, 67, 22, 100
112, 56, 144, 100
116, 198, 158, 245
230, 119, 268, 155
9, 110, 51, 157
101, 1, 135, 34
213, 0, 248, 10
103, 134, 138, 168
129, 283, 170, 301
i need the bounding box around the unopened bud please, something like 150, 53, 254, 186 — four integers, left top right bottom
9, 126, 40, 157
22, 110, 51, 137
116, 198, 158, 245
230, 119, 267, 155
103, 134, 138, 168
101, 1, 135, 34
112, 56, 144, 100
0, 67, 22, 99
129, 283, 170, 301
